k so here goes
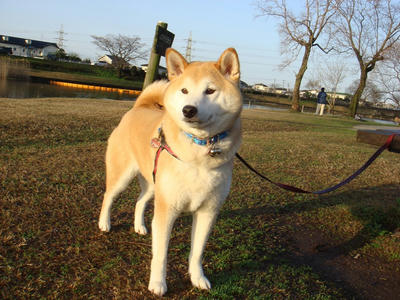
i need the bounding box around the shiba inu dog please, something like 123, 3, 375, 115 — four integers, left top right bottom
98, 48, 242, 296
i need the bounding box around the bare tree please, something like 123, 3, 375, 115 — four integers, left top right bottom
91, 34, 147, 77
347, 77, 383, 105
375, 42, 400, 108
256, 0, 336, 111
363, 79, 384, 105
305, 77, 322, 90
319, 61, 347, 113
333, 0, 400, 117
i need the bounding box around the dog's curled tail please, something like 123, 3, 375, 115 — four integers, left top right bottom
134, 80, 169, 110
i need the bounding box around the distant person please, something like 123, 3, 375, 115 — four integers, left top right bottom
315, 87, 327, 116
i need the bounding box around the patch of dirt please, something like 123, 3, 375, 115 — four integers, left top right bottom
287, 228, 400, 300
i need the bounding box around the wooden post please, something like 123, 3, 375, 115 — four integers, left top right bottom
143, 22, 168, 90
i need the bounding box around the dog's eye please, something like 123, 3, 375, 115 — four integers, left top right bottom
205, 88, 215, 95
181, 88, 188, 94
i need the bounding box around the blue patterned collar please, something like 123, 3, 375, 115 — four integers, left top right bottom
184, 131, 229, 146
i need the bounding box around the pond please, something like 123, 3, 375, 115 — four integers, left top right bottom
1, 78, 396, 126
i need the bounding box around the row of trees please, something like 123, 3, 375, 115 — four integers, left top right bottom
256, 0, 400, 116
55, 48, 90, 63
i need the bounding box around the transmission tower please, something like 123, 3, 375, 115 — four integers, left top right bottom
185, 31, 192, 63
56, 24, 67, 49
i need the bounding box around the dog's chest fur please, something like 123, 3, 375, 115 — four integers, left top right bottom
158, 159, 233, 212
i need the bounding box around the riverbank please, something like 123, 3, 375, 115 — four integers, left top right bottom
29, 69, 143, 90
1, 97, 399, 299
1, 56, 144, 91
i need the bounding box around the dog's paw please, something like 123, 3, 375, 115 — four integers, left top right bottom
148, 281, 167, 296
191, 275, 211, 290
98, 218, 111, 232
134, 224, 148, 235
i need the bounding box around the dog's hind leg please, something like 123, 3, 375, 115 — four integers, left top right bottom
98, 149, 138, 232
134, 174, 154, 235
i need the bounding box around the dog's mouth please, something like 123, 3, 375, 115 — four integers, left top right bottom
184, 115, 213, 127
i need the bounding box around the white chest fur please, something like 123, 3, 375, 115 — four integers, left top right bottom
158, 159, 233, 213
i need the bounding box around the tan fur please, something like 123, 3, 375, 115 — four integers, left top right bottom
98, 48, 242, 296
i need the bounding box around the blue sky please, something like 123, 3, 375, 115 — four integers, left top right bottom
0, 0, 355, 89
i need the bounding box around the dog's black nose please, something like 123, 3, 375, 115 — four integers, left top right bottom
182, 105, 197, 118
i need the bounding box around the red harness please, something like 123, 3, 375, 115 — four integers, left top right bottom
151, 129, 179, 183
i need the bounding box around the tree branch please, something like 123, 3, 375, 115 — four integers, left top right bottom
312, 43, 334, 53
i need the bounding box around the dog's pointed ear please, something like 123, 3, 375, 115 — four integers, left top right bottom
217, 48, 240, 83
166, 48, 188, 81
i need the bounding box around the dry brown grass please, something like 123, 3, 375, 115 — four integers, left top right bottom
1, 98, 399, 299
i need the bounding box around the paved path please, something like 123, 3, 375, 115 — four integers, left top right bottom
353, 125, 399, 131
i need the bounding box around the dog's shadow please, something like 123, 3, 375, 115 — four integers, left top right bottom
208, 183, 400, 297
107, 183, 399, 297
222, 183, 400, 254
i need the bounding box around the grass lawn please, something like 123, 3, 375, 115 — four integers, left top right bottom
1, 98, 399, 299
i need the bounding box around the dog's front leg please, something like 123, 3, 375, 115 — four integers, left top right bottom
189, 208, 219, 290
148, 197, 177, 296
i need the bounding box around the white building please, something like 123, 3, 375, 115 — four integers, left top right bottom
326, 92, 349, 100
98, 54, 116, 65
252, 83, 270, 92
0, 35, 58, 58
273, 87, 288, 95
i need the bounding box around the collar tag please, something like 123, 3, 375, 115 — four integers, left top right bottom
208, 146, 222, 157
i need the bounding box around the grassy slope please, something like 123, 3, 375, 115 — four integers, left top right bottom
0, 98, 399, 299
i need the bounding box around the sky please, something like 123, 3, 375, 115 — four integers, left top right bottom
0, 0, 357, 90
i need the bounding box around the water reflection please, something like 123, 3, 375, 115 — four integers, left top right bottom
0, 78, 137, 100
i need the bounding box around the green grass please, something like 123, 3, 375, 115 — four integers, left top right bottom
1, 98, 399, 299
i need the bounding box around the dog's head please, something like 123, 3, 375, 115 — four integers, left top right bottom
164, 48, 242, 139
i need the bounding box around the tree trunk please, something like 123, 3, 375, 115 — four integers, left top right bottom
292, 45, 312, 111
349, 68, 368, 117
292, 79, 301, 111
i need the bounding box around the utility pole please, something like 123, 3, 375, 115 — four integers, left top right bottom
185, 31, 192, 63
56, 24, 67, 49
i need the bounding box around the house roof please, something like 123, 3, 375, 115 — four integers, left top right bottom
0, 35, 59, 49
99, 54, 117, 60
